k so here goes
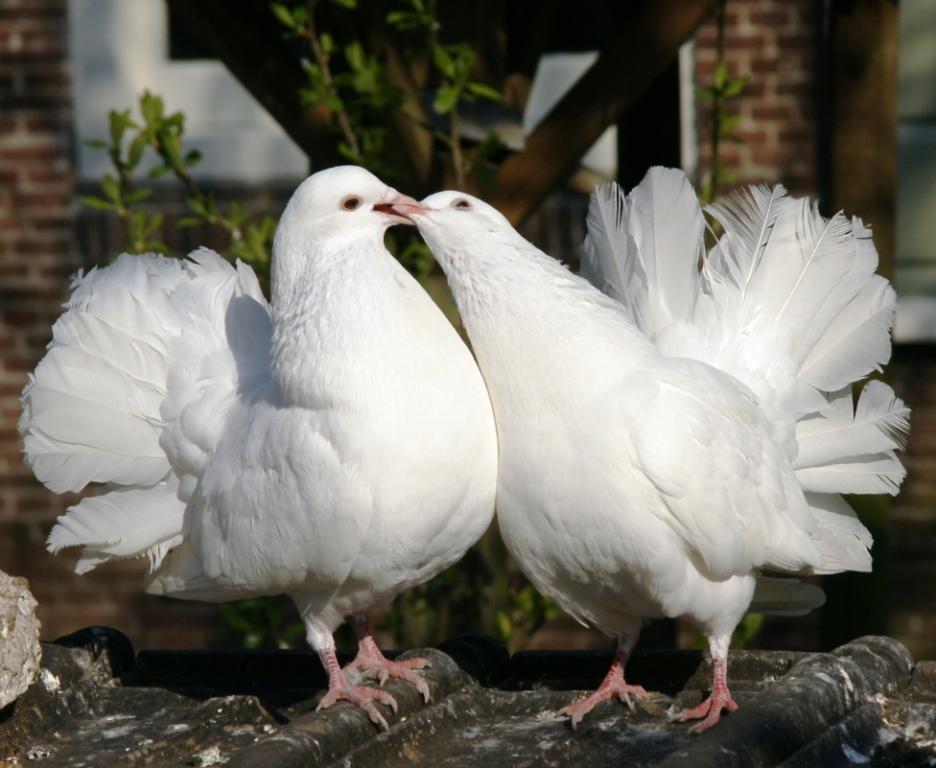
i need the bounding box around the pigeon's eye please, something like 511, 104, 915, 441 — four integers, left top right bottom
341, 195, 362, 211
452, 198, 471, 211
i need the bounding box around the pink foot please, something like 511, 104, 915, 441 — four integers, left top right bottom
558, 651, 649, 729
317, 647, 398, 730
346, 615, 432, 702
674, 655, 737, 733
675, 688, 738, 733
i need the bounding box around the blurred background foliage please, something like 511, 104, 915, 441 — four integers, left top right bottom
79, 0, 779, 654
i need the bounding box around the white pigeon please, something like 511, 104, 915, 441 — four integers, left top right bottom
401, 167, 907, 732
19, 165, 498, 729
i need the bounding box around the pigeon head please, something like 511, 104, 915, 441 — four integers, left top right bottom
397, 191, 521, 275
279, 165, 422, 239
399, 191, 511, 262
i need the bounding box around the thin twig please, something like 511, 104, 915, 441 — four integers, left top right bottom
305, 0, 361, 159
706, 0, 727, 203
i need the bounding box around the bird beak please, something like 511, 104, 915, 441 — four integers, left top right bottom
373, 191, 424, 225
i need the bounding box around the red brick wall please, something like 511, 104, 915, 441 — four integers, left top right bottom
0, 0, 224, 651
694, 0, 819, 195
0, 0, 80, 628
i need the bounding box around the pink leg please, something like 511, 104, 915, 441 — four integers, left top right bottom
316, 644, 398, 730
558, 634, 648, 729
344, 614, 431, 703
675, 650, 738, 734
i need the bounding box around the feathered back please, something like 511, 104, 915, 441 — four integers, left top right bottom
582, 167, 909, 574
19, 249, 271, 575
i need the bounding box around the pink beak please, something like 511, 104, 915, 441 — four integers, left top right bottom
373, 191, 424, 224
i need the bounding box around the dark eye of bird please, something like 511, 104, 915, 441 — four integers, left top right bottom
453, 198, 471, 210
341, 196, 362, 211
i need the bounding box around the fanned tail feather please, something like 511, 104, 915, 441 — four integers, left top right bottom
20, 250, 271, 580
582, 167, 909, 578
46, 479, 185, 574
581, 167, 703, 338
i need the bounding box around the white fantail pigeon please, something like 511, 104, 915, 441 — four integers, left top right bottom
20, 166, 498, 729
401, 168, 907, 732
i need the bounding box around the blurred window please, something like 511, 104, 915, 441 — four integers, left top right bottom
895, 0, 936, 339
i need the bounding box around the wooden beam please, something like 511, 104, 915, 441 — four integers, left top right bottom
820, 0, 898, 652
826, 0, 898, 273
485, 0, 717, 225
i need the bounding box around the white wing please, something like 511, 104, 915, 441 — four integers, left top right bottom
624, 359, 825, 580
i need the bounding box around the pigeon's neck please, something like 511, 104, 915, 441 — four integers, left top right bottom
269, 228, 397, 407
442, 234, 655, 410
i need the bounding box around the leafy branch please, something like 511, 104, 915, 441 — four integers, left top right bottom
387, 0, 502, 189
82, 91, 276, 274
272, 0, 402, 171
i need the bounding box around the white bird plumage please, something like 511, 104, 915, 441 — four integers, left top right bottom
20, 166, 498, 728
406, 168, 907, 732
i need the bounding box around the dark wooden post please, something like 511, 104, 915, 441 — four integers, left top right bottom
820, 0, 899, 650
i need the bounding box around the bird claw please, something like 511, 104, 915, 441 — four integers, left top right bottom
559, 682, 649, 729
316, 681, 399, 730
346, 653, 432, 703
673, 689, 738, 734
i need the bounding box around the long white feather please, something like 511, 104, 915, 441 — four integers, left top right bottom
798, 274, 896, 391
627, 167, 704, 334
795, 382, 909, 469
47, 478, 185, 574
795, 452, 905, 496
581, 182, 645, 327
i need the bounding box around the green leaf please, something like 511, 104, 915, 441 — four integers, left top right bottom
177, 216, 201, 228
344, 41, 364, 71
270, 2, 296, 29
320, 32, 334, 56
695, 86, 715, 102
161, 132, 182, 167
722, 74, 748, 98
330, 0, 357, 8
433, 85, 459, 114
432, 46, 455, 79
184, 149, 202, 167
187, 196, 207, 217
163, 112, 185, 132
124, 187, 152, 205
466, 81, 501, 101
140, 91, 164, 127
714, 61, 727, 90
127, 133, 147, 170
84, 138, 108, 150
108, 109, 132, 147
324, 94, 344, 112
80, 195, 115, 211
101, 174, 120, 204
147, 164, 171, 179
720, 112, 741, 132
